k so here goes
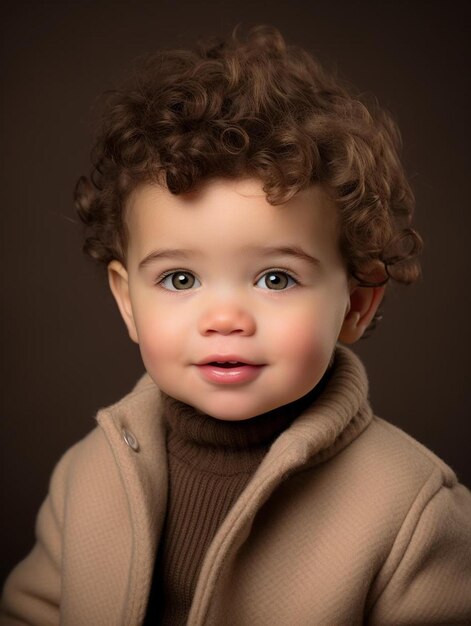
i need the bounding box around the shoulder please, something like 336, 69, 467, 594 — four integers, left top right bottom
325, 415, 470, 547
297, 414, 468, 544
362, 419, 471, 617
309, 413, 461, 500
363, 416, 458, 488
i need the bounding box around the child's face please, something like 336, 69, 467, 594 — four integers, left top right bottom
109, 179, 356, 420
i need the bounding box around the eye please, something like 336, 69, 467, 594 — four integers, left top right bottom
159, 271, 201, 291
256, 271, 297, 290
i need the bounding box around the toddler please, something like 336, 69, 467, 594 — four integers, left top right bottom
2, 25, 471, 626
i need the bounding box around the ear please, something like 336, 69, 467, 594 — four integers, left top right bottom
107, 260, 139, 343
338, 284, 385, 344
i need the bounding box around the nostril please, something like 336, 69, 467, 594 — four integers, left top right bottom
202, 327, 250, 337
198, 309, 256, 337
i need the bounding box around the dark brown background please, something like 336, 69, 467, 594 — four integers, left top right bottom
1, 0, 470, 586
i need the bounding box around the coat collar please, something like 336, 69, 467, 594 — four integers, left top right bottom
273, 344, 373, 470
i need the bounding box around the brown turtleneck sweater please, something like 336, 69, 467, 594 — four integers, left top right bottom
143, 383, 327, 625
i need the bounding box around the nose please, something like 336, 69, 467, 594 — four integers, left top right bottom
198, 303, 256, 336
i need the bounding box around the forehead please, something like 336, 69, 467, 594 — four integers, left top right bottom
124, 178, 341, 261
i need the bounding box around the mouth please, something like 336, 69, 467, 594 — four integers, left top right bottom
195, 357, 265, 385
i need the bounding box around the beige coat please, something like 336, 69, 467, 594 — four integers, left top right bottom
2, 346, 471, 625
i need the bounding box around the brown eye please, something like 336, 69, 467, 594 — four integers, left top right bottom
160, 271, 199, 290
173, 272, 194, 289
257, 271, 296, 290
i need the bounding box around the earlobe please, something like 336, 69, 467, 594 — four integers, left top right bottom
338, 284, 385, 344
107, 260, 139, 343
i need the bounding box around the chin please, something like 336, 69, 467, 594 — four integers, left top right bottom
190, 401, 258, 421
205, 411, 260, 422
192, 396, 283, 421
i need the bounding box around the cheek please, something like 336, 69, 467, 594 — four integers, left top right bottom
133, 306, 182, 372
270, 303, 343, 369
282, 325, 331, 369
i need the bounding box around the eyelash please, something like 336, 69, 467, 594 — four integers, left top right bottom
154, 268, 300, 290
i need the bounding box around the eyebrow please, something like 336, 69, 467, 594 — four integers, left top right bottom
138, 244, 320, 270
244, 245, 321, 267
138, 248, 199, 270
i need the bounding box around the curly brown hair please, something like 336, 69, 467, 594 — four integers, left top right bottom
75, 25, 422, 296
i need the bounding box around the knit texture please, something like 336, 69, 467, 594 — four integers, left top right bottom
143, 381, 328, 624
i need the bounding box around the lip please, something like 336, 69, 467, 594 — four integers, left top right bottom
195, 355, 265, 385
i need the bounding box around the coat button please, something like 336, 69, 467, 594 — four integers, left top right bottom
122, 428, 140, 452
